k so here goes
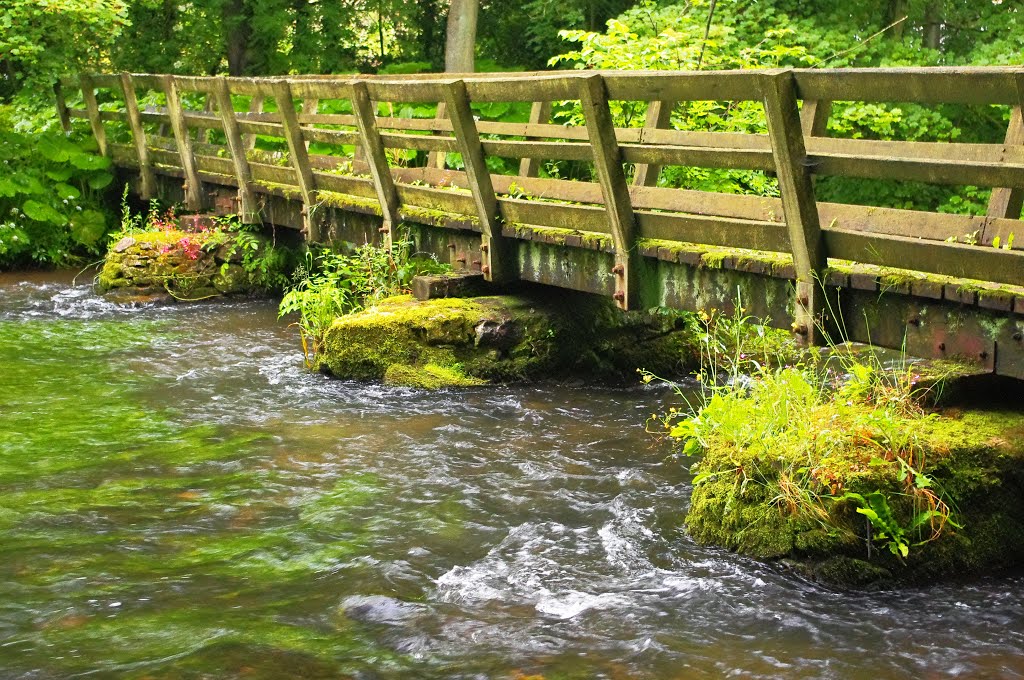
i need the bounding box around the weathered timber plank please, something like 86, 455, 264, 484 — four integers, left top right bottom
161, 75, 204, 210
795, 68, 1024, 106
313, 172, 377, 198
580, 73, 640, 310
636, 212, 789, 252
810, 150, 1024, 187
603, 70, 765, 102
351, 80, 399, 246
119, 73, 156, 199
443, 79, 513, 281
634, 100, 674, 186
213, 76, 259, 222
520, 101, 553, 178
823, 228, 1024, 287
271, 79, 320, 241
763, 69, 826, 343
498, 199, 613, 236
79, 74, 108, 157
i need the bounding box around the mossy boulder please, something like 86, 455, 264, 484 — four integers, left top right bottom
317, 291, 700, 386
97, 230, 260, 301
685, 406, 1024, 588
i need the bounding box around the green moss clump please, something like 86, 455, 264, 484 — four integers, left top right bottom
317, 291, 704, 387
670, 358, 1024, 587
383, 363, 487, 388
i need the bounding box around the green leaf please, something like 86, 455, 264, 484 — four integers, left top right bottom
87, 172, 114, 190
22, 200, 67, 225
37, 135, 75, 163
68, 153, 112, 171
55, 183, 81, 200
46, 168, 74, 182
69, 209, 106, 246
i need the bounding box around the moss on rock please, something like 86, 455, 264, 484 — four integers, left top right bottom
683, 401, 1024, 587
317, 291, 702, 385
97, 230, 265, 301
383, 363, 487, 388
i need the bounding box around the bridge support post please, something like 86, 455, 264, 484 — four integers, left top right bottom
633, 99, 673, 187
119, 73, 156, 200
351, 80, 400, 250
243, 95, 264, 152
443, 79, 515, 284
984, 76, 1024, 242
212, 77, 259, 223
763, 69, 828, 346
161, 75, 205, 211
518, 101, 553, 178
270, 79, 320, 242
579, 74, 640, 311
78, 74, 108, 158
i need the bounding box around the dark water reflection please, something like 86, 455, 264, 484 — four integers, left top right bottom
0, 271, 1022, 679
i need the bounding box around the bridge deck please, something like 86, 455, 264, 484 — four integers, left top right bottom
58, 68, 1024, 378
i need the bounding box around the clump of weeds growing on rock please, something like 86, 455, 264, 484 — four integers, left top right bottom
644, 293, 961, 561
278, 231, 450, 367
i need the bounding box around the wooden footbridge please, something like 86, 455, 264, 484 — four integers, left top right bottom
58, 68, 1024, 378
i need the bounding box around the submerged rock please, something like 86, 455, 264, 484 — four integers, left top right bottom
96, 230, 262, 301
317, 292, 699, 386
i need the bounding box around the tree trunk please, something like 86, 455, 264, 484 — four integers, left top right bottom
445, 0, 478, 73
923, 1, 942, 50
223, 0, 251, 76
887, 0, 909, 39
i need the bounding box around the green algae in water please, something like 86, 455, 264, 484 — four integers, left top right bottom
0, 318, 409, 677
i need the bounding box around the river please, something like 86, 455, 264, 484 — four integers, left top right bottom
0, 272, 1021, 679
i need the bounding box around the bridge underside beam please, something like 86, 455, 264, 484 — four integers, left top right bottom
136, 172, 1024, 380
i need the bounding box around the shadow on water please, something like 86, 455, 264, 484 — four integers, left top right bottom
0, 272, 1022, 679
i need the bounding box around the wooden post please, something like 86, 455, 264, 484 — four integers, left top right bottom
984, 104, 1024, 243
518, 100, 552, 178
244, 94, 264, 152
427, 102, 448, 169
161, 75, 204, 210
201, 93, 216, 144
53, 81, 72, 134
633, 99, 673, 187
443, 79, 514, 283
300, 98, 319, 151
800, 99, 831, 138
351, 81, 399, 250
271, 79, 320, 242
579, 74, 640, 311
78, 74, 108, 157
119, 73, 156, 199
213, 77, 259, 223
762, 69, 827, 345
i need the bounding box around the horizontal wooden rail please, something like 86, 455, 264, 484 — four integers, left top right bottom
66, 67, 1024, 339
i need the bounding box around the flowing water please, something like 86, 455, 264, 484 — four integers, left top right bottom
0, 272, 1022, 680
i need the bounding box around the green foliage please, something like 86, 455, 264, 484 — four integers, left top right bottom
549, 0, 1022, 211
0, 121, 114, 268
0, 0, 129, 97
278, 235, 451, 364
648, 301, 960, 562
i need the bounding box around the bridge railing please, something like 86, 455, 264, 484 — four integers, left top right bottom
57, 68, 1024, 331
